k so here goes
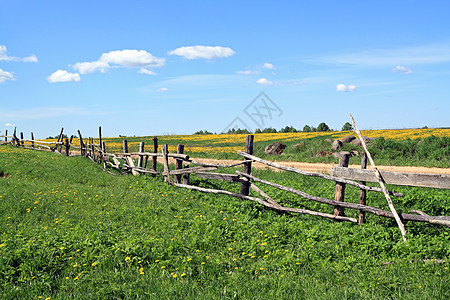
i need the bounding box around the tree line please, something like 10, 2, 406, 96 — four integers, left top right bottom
194, 122, 354, 135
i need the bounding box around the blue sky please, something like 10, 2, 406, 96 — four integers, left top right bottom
1, 0, 449, 138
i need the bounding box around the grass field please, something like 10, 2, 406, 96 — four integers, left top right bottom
45, 127, 450, 168
1, 145, 449, 299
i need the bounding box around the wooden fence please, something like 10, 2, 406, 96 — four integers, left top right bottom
2, 127, 450, 234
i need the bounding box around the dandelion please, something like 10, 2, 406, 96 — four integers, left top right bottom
92, 262, 98, 266
172, 274, 178, 278
125, 257, 131, 261
139, 267, 144, 274
155, 260, 159, 263
201, 262, 205, 265
0, 244, 5, 247
161, 266, 165, 269
59, 247, 65, 250
74, 276, 79, 280
181, 273, 186, 277
73, 264, 77, 267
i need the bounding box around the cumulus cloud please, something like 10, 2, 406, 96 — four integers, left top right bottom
336, 83, 356, 92
168, 45, 235, 60
5, 123, 16, 127
263, 63, 275, 69
236, 70, 260, 75
138, 68, 157, 75
47, 70, 81, 83
99, 49, 165, 68
0, 69, 15, 83
72, 61, 110, 74
156, 87, 168, 92
256, 78, 274, 86
0, 45, 38, 62
392, 65, 412, 74
70, 49, 165, 77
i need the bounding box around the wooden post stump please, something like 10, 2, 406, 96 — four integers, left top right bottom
138, 142, 145, 169
240, 135, 254, 196
31, 132, 35, 148
20, 132, 24, 147
334, 152, 350, 217
65, 138, 70, 156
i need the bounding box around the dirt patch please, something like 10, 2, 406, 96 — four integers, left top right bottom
190, 158, 450, 175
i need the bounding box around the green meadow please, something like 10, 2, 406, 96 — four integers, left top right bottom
1, 145, 449, 299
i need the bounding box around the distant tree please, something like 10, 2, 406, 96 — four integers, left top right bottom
262, 127, 277, 133
317, 122, 330, 132
311, 126, 317, 132
255, 128, 262, 133
194, 130, 213, 135
342, 122, 353, 131
302, 125, 311, 132
227, 128, 252, 134
281, 126, 297, 133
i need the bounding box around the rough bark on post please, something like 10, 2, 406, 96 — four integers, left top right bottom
98, 126, 102, 152
78, 130, 85, 156
102, 141, 107, 168
240, 135, 254, 196
20, 132, 24, 147
57, 128, 64, 153
175, 144, 185, 183
4, 130, 7, 142
138, 142, 145, 169
182, 165, 190, 185
162, 144, 171, 183
359, 153, 367, 224
334, 152, 350, 217
152, 137, 158, 177
123, 140, 128, 154
31, 132, 35, 148
65, 138, 70, 156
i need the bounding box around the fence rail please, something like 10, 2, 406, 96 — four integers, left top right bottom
3, 126, 450, 241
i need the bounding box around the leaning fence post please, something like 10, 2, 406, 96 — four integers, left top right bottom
334, 152, 350, 217
20, 132, 24, 147
162, 144, 171, 183
152, 137, 158, 177
358, 153, 368, 224
78, 130, 84, 156
31, 132, 35, 148
240, 135, 254, 196
175, 144, 185, 183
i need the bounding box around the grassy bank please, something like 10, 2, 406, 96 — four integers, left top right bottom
1, 146, 449, 299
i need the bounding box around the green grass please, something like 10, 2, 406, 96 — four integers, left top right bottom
1, 146, 449, 299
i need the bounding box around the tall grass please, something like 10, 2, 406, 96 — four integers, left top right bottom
0, 146, 449, 299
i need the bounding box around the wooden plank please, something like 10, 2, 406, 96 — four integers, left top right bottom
330, 167, 450, 189
359, 153, 367, 224
170, 166, 217, 175
196, 172, 247, 182
237, 151, 403, 197
126, 157, 139, 176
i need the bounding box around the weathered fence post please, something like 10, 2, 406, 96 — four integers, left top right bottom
162, 144, 171, 183
334, 152, 350, 217
20, 132, 24, 147
4, 130, 7, 142
240, 135, 254, 196
359, 153, 367, 224
98, 126, 102, 152
78, 130, 85, 156
152, 137, 158, 177
65, 138, 70, 156
138, 142, 145, 169
123, 139, 128, 154
175, 144, 185, 183
182, 165, 190, 185
31, 132, 35, 148
57, 128, 64, 153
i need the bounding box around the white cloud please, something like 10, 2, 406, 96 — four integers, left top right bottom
392, 65, 412, 74
0, 69, 15, 83
139, 68, 157, 75
263, 63, 275, 69
336, 83, 356, 92
236, 70, 260, 75
99, 49, 165, 68
47, 70, 81, 83
156, 87, 168, 92
70, 49, 165, 77
72, 61, 110, 74
0, 45, 38, 62
5, 123, 16, 127
168, 45, 235, 60
256, 78, 274, 86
